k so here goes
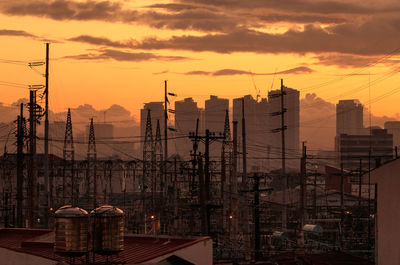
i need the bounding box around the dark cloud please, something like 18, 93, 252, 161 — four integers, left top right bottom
177, 0, 398, 15
314, 54, 380, 68
0, 0, 357, 34
257, 13, 346, 24
134, 16, 400, 56
63, 48, 190, 62
0, 29, 37, 38
139, 9, 246, 32
68, 35, 134, 48
184, 66, 314, 76
1, 0, 138, 22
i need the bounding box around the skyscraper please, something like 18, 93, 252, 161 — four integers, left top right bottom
336, 99, 364, 136
233, 95, 269, 171
268, 87, 300, 171
205, 95, 229, 158
175, 98, 200, 159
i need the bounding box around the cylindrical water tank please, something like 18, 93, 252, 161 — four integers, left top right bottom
54, 205, 89, 257
90, 205, 124, 255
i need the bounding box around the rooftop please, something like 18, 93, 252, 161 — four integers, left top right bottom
0, 228, 209, 265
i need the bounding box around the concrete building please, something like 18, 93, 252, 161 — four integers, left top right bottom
335, 129, 393, 170
268, 87, 300, 171
204, 95, 229, 158
233, 95, 269, 171
336, 99, 364, 136
363, 158, 400, 265
384, 121, 400, 150
174, 98, 200, 159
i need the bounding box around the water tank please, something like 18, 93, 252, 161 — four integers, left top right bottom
303, 224, 323, 235
90, 205, 124, 255
54, 205, 89, 257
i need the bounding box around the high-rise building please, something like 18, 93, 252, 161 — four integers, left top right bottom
140, 102, 164, 152
175, 98, 200, 159
384, 121, 400, 150
336, 129, 393, 170
205, 95, 229, 158
268, 87, 300, 171
336, 100, 364, 136
233, 95, 269, 171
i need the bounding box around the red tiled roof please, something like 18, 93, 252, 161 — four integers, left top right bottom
0, 229, 209, 265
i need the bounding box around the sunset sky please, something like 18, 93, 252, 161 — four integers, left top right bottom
0, 0, 400, 120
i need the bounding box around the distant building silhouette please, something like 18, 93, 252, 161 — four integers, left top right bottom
384, 121, 400, 150
205, 95, 229, 158
336, 99, 364, 136
336, 129, 393, 170
268, 87, 300, 171
233, 95, 269, 172
175, 98, 200, 159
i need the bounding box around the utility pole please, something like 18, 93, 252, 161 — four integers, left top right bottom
190, 119, 199, 194
271, 79, 287, 231
358, 159, 362, 207
299, 142, 307, 246
164, 81, 168, 187
189, 129, 224, 235
253, 173, 260, 261
198, 155, 207, 235
340, 162, 344, 249
241, 98, 247, 187
280, 79, 286, 230
16, 103, 24, 227
44, 43, 50, 226
232, 121, 238, 246
28, 90, 37, 228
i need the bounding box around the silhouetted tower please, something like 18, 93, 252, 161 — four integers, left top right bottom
62, 108, 75, 206
154, 120, 163, 193
221, 110, 233, 240
142, 109, 154, 225
221, 110, 233, 197
87, 118, 97, 208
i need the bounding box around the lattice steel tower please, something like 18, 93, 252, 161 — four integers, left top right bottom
63, 108, 75, 206
87, 118, 97, 208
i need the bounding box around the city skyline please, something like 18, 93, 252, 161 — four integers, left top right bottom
0, 0, 400, 119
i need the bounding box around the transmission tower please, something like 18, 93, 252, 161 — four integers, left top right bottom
62, 108, 75, 206
87, 118, 97, 208
142, 109, 154, 232
155, 119, 163, 193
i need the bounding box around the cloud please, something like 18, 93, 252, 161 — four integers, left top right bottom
134, 16, 400, 56
314, 53, 400, 68
183, 66, 314, 76
1, 0, 137, 22
177, 0, 399, 15
0, 0, 361, 34
0, 29, 37, 38
152, 70, 169, 75
68, 35, 134, 48
63, 49, 190, 62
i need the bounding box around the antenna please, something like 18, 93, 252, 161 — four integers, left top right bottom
250, 71, 261, 101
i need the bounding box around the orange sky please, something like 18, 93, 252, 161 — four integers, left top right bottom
0, 0, 399, 120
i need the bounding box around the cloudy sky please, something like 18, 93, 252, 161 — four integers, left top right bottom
0, 0, 400, 120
